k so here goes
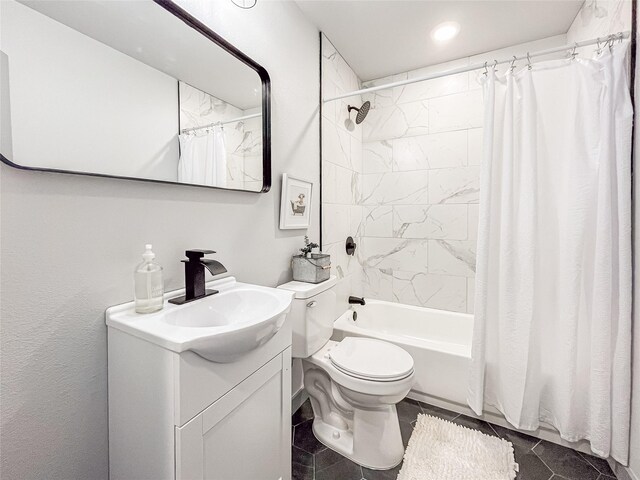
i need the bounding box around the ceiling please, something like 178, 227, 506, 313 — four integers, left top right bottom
296, 0, 584, 81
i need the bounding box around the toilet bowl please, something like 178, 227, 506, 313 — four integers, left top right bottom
278, 277, 415, 470
303, 339, 414, 469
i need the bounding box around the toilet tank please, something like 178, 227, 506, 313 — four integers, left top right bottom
277, 276, 337, 358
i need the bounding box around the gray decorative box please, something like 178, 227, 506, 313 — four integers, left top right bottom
292, 253, 331, 283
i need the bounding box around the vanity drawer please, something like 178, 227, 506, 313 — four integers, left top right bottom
174, 318, 291, 426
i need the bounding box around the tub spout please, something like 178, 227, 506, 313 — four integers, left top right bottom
349, 296, 366, 306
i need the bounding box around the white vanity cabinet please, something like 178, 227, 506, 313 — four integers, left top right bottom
107, 317, 292, 480
176, 354, 290, 480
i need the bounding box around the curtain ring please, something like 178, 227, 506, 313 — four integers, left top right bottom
596, 37, 602, 55
509, 55, 517, 72
483, 61, 488, 76
570, 43, 578, 60
527, 52, 532, 70
492, 59, 498, 71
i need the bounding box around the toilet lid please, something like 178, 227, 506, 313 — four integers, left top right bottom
329, 337, 414, 381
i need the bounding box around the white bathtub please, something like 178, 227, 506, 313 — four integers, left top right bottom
332, 299, 473, 406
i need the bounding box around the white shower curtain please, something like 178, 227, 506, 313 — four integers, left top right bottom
468, 42, 633, 463
178, 126, 227, 187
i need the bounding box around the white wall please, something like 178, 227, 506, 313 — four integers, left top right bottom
0, 1, 320, 478
1, 1, 180, 182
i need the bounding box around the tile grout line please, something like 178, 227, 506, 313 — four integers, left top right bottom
296, 443, 320, 456
536, 444, 604, 480
312, 445, 316, 480
577, 451, 616, 477
532, 448, 558, 480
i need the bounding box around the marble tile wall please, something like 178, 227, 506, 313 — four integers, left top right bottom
355, 55, 480, 314
356, 35, 568, 314
321, 34, 364, 317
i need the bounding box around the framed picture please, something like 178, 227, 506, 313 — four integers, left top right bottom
279, 174, 313, 230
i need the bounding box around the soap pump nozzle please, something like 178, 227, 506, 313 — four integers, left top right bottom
142, 244, 156, 262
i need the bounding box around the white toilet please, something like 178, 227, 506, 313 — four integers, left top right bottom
278, 276, 415, 470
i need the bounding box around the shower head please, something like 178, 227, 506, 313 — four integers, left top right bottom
348, 101, 371, 124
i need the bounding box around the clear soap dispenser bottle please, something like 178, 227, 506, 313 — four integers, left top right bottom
134, 244, 164, 314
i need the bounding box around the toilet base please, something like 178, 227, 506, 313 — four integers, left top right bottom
311, 404, 405, 470
301, 344, 411, 471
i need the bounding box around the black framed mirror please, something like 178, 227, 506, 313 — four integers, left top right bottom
0, 0, 271, 192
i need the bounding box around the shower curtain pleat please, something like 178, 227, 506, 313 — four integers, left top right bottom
178, 126, 227, 187
467, 42, 632, 463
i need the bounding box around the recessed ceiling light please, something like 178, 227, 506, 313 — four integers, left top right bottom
431, 21, 460, 43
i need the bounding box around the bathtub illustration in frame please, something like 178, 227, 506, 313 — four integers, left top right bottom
279, 173, 313, 229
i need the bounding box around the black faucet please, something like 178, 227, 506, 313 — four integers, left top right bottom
348, 296, 366, 306
168, 250, 228, 305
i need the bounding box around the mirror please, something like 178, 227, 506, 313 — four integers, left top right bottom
0, 0, 271, 192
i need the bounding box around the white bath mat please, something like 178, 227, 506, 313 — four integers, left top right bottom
397, 414, 518, 480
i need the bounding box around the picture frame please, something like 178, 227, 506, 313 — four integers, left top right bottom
279, 174, 313, 230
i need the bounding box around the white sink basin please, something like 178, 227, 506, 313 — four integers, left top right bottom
106, 277, 294, 362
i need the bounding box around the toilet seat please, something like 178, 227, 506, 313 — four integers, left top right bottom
329, 337, 414, 382
307, 340, 414, 397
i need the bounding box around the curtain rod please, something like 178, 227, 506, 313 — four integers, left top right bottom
323, 31, 631, 104
181, 112, 261, 134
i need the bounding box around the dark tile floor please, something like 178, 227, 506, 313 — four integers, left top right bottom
291, 398, 617, 480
